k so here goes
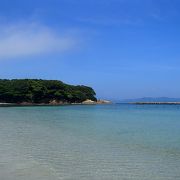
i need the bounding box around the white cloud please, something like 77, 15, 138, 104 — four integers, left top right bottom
0, 22, 76, 59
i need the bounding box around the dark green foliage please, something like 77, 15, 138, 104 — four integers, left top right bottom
0, 79, 97, 103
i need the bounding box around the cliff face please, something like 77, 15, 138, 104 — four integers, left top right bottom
0, 79, 97, 104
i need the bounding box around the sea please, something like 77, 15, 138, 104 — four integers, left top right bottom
0, 104, 180, 180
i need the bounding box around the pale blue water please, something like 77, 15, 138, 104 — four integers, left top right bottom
0, 104, 180, 180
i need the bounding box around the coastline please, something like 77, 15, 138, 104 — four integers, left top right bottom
0, 100, 112, 107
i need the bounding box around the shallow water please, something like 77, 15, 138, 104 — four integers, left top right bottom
0, 104, 180, 180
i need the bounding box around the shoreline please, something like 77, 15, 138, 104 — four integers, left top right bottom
0, 103, 96, 107
1, 102, 180, 107
0, 100, 112, 107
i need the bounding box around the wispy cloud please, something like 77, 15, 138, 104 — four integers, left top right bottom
0, 22, 77, 60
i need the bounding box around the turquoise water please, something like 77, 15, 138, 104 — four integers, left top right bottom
0, 104, 180, 180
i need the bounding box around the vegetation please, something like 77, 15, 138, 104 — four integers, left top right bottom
0, 79, 97, 104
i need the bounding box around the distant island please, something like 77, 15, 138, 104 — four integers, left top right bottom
130, 102, 180, 105
0, 79, 99, 105
116, 97, 180, 105
121, 97, 180, 103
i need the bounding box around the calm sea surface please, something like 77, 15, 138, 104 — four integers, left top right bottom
0, 104, 180, 180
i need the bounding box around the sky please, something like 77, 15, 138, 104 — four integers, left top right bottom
0, 0, 180, 100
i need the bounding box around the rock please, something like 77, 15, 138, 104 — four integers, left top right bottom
49, 100, 64, 105
82, 99, 112, 105
82, 99, 96, 104
97, 100, 111, 104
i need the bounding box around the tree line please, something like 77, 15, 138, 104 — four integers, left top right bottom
0, 79, 97, 103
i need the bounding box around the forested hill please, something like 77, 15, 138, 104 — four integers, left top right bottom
0, 79, 97, 104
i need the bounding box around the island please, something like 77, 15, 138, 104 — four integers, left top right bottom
130, 102, 180, 105
0, 79, 98, 106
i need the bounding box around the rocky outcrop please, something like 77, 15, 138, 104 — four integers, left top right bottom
82, 99, 96, 104
97, 100, 111, 104
82, 99, 112, 105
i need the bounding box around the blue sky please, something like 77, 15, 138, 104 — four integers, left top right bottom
0, 0, 180, 99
